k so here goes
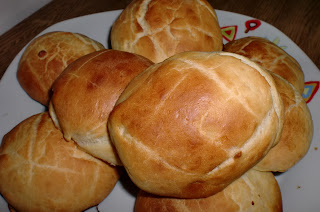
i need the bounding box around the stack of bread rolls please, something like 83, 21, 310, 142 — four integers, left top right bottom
1, 46, 154, 211
0, 0, 313, 211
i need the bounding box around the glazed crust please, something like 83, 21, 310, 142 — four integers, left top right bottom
108, 51, 284, 198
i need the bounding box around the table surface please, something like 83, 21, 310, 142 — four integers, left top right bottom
0, 0, 319, 80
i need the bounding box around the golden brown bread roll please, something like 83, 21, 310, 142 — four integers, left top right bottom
223, 36, 305, 94
108, 51, 284, 198
255, 73, 313, 172
135, 169, 282, 212
111, 0, 223, 63
49, 49, 153, 165
17, 31, 105, 106
0, 112, 121, 212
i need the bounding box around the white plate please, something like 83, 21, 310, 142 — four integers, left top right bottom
0, 9, 320, 212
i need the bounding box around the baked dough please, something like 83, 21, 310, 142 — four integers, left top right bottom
49, 49, 153, 165
111, 0, 223, 63
135, 169, 282, 212
224, 36, 305, 94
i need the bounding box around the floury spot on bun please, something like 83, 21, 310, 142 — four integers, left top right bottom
108, 51, 284, 198
0, 113, 121, 212
17, 31, 105, 106
255, 72, 313, 172
111, 0, 223, 63
134, 169, 282, 212
49, 49, 154, 165
223, 36, 305, 94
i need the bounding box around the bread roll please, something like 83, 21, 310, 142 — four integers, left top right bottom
49, 49, 153, 165
0, 112, 121, 212
135, 169, 282, 212
223, 36, 305, 94
17, 31, 105, 106
255, 73, 313, 172
111, 0, 223, 63
108, 51, 284, 198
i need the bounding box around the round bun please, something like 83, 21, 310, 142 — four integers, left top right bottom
223, 36, 305, 94
135, 169, 282, 212
0, 112, 121, 212
255, 73, 313, 172
17, 31, 105, 106
49, 49, 153, 165
108, 51, 284, 198
111, 0, 223, 63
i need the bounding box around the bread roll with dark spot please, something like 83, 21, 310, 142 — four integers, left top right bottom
17, 31, 105, 106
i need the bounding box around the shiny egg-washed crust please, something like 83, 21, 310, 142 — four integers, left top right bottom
108, 51, 284, 198
49, 49, 153, 165
17, 31, 105, 106
223, 36, 305, 94
135, 169, 282, 212
255, 73, 313, 172
111, 0, 223, 63
0, 112, 121, 212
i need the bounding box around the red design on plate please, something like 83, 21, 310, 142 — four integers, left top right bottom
221, 25, 238, 42
245, 19, 261, 33
303, 81, 319, 103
